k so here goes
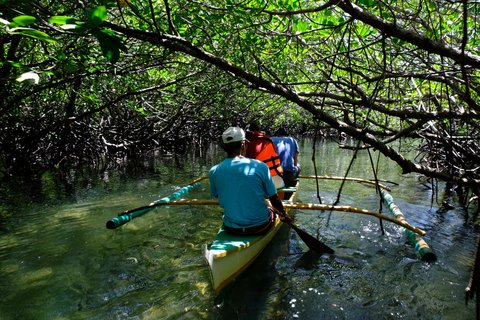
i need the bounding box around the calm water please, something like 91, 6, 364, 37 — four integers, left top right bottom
0, 139, 476, 319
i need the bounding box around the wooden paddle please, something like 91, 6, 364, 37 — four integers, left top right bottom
281, 212, 335, 254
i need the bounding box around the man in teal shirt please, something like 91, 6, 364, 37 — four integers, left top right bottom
209, 127, 286, 235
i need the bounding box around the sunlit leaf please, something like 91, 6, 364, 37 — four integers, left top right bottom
43, 70, 60, 76
427, 0, 437, 11
9, 27, 58, 44
356, 24, 373, 38
6, 60, 23, 68
49, 16, 79, 25
60, 24, 80, 30
12, 15, 36, 27
136, 107, 146, 115
294, 21, 309, 33
87, 6, 107, 27
17, 72, 40, 84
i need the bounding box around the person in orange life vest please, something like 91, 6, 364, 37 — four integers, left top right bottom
271, 126, 301, 187
209, 127, 287, 235
244, 123, 285, 189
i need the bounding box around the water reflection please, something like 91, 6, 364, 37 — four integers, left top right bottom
0, 139, 477, 319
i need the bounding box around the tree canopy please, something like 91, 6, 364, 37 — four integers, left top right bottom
0, 1, 479, 207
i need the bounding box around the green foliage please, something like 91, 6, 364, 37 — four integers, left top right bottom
49, 6, 127, 63
1, 14, 57, 43
358, 0, 376, 7
0, 0, 479, 197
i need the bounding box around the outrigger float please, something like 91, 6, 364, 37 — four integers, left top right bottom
106, 175, 434, 296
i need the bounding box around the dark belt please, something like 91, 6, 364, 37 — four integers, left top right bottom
224, 210, 275, 235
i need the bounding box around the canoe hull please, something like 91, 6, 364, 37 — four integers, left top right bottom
204, 217, 283, 295
204, 185, 297, 295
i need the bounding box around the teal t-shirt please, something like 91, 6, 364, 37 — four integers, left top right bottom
209, 157, 277, 228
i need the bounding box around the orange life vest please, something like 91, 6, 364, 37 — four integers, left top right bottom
245, 131, 283, 177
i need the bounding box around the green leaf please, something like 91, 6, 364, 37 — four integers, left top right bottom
56, 50, 67, 61
100, 28, 128, 52
92, 6, 107, 21
136, 107, 147, 116
44, 70, 60, 76
294, 21, 309, 33
99, 28, 115, 36
391, 37, 405, 45
93, 29, 127, 63
358, 0, 375, 6
6, 60, 23, 68
356, 24, 373, 38
49, 16, 80, 25
12, 15, 36, 27
86, 6, 107, 27
9, 27, 58, 44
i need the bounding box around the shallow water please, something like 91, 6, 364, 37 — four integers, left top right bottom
0, 139, 476, 319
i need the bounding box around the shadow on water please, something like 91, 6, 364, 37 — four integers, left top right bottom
214, 224, 292, 319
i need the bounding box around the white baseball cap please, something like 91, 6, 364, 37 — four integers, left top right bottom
222, 127, 247, 144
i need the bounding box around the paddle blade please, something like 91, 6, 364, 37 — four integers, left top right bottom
288, 221, 334, 255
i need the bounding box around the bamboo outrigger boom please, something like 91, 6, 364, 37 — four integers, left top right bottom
282, 202, 426, 236
299, 175, 392, 191
106, 176, 207, 229
107, 198, 426, 236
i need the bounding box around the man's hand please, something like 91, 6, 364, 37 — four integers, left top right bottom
269, 193, 286, 218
